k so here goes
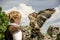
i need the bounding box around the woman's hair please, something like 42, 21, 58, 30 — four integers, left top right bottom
7, 11, 22, 23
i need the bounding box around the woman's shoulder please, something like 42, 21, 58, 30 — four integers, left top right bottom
8, 25, 21, 34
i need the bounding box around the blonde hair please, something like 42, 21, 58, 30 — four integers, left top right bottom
7, 11, 22, 23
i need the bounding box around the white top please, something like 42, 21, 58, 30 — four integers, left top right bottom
13, 30, 22, 40
8, 23, 22, 40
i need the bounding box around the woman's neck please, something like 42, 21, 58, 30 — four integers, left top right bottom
8, 23, 20, 27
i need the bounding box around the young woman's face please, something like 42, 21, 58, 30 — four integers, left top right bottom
15, 18, 21, 24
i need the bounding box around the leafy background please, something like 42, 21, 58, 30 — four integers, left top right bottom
0, 6, 9, 40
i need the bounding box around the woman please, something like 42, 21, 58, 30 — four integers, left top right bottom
5, 11, 24, 40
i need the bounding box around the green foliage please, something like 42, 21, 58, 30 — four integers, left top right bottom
0, 6, 9, 40
0, 6, 2, 12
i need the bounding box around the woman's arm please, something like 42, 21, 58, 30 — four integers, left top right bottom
22, 32, 24, 40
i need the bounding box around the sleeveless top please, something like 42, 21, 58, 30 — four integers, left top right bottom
8, 23, 22, 40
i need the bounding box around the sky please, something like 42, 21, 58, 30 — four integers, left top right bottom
0, 0, 60, 11
0, 0, 60, 33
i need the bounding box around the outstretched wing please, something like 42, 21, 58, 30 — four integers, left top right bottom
37, 8, 55, 28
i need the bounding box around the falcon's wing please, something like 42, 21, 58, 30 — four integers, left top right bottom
37, 8, 55, 28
